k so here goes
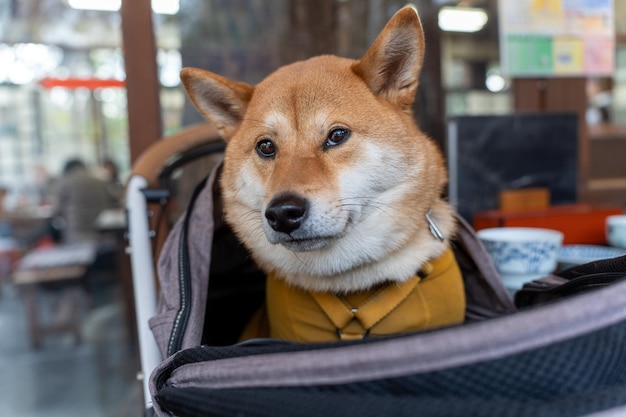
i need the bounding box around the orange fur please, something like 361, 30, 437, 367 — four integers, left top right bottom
180, 6, 457, 295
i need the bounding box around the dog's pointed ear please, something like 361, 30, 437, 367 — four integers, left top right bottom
180, 68, 254, 139
352, 5, 425, 112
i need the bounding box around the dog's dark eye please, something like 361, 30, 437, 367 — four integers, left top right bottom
256, 139, 276, 158
324, 128, 351, 149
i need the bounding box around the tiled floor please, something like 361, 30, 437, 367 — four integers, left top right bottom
0, 278, 142, 417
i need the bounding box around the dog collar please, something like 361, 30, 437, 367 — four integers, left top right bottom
426, 209, 444, 242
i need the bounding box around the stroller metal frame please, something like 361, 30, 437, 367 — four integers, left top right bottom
125, 124, 223, 409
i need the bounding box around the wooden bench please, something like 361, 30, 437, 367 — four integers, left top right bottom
12, 243, 97, 348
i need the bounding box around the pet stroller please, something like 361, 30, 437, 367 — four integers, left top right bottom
126, 123, 626, 417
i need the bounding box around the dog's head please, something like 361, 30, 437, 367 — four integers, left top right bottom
181, 6, 452, 292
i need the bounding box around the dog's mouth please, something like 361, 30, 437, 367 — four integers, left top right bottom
279, 236, 335, 252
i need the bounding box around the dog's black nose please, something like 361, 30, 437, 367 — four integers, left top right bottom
265, 193, 308, 234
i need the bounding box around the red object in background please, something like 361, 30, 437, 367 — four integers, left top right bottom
39, 77, 125, 90
473, 204, 625, 245
34, 235, 56, 248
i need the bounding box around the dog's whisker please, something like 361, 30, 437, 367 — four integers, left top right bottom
239, 209, 262, 224
338, 201, 398, 217
338, 197, 395, 208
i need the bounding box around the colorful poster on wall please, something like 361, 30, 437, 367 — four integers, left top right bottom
499, 0, 614, 77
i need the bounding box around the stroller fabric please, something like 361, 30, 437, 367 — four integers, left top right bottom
147, 162, 626, 417
151, 267, 626, 416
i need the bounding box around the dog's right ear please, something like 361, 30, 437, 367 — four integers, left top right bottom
180, 68, 254, 139
352, 5, 425, 113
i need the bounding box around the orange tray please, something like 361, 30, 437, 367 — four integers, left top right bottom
473, 204, 624, 245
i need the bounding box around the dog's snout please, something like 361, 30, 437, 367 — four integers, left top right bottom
265, 193, 308, 234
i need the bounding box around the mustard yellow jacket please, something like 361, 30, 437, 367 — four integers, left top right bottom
241, 248, 466, 343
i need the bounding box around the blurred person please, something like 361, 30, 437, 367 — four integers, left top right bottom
53, 158, 120, 244
33, 162, 58, 208
0, 186, 11, 238
100, 158, 124, 203
0, 187, 7, 214
0, 186, 20, 281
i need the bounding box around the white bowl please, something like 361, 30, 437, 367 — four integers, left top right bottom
558, 244, 626, 270
606, 214, 626, 249
477, 227, 564, 275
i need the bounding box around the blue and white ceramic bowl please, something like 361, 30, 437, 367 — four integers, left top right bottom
558, 244, 626, 270
606, 214, 626, 250
477, 227, 564, 275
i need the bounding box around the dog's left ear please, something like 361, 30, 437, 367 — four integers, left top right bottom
180, 68, 254, 139
352, 5, 425, 112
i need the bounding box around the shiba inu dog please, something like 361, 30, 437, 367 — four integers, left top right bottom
181, 5, 466, 342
